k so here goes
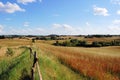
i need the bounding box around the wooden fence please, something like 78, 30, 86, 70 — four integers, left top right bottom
29, 48, 42, 80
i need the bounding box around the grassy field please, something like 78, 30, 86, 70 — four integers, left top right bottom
0, 38, 120, 80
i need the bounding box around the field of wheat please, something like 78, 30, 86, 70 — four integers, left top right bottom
0, 39, 120, 80
36, 41, 120, 80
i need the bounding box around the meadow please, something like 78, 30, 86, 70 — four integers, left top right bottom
0, 37, 120, 80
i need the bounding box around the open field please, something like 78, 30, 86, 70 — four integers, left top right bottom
0, 38, 120, 80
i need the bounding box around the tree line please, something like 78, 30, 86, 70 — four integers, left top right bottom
53, 39, 120, 47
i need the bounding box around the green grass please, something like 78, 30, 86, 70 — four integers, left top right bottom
0, 48, 32, 80
6, 48, 14, 56
0, 45, 83, 80
37, 49, 84, 80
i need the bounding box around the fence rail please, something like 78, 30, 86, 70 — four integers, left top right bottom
29, 48, 42, 80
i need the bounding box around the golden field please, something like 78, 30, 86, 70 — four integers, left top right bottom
0, 38, 120, 80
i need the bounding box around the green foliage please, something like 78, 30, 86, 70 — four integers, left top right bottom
92, 41, 102, 47
54, 41, 61, 46
6, 48, 14, 56
54, 39, 120, 47
32, 39, 35, 43
19, 46, 29, 49
0, 48, 31, 80
39, 51, 83, 80
50, 36, 57, 40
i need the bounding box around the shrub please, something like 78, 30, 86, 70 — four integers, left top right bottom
6, 48, 14, 56
32, 39, 35, 43
77, 41, 87, 47
92, 41, 102, 47
54, 41, 61, 46
62, 41, 72, 46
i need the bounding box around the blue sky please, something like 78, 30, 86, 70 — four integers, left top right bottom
0, 0, 120, 35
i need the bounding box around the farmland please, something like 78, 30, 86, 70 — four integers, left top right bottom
0, 36, 120, 80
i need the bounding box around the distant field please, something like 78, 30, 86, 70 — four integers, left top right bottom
36, 40, 120, 80
0, 38, 120, 80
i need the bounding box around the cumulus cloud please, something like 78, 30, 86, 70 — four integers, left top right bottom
0, 2, 25, 13
86, 22, 90, 26
62, 24, 74, 31
93, 6, 109, 16
17, 0, 36, 5
52, 23, 80, 34
117, 10, 120, 15
108, 19, 120, 34
53, 23, 62, 28
111, 0, 120, 5
6, 27, 45, 35
24, 22, 30, 27
53, 23, 74, 31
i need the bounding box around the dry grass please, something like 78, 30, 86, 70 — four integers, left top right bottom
0, 47, 7, 57
0, 38, 120, 80
0, 39, 31, 47
36, 42, 120, 80
0, 39, 31, 59
84, 37, 120, 43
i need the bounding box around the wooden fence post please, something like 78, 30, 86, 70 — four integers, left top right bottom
29, 47, 33, 58
31, 51, 38, 80
30, 50, 42, 80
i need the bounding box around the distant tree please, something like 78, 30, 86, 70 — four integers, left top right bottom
32, 39, 35, 43
92, 41, 102, 47
54, 41, 61, 46
50, 36, 57, 40
0, 35, 5, 39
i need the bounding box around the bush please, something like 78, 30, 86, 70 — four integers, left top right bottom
62, 41, 72, 46
32, 39, 35, 43
6, 48, 14, 56
77, 41, 87, 47
92, 41, 102, 47
54, 41, 61, 46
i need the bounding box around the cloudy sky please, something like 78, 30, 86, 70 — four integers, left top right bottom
0, 0, 120, 35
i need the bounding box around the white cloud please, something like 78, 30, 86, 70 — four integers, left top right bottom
6, 27, 46, 35
53, 23, 62, 28
17, 0, 36, 5
62, 24, 74, 31
0, 25, 3, 33
108, 19, 120, 34
109, 26, 120, 30
52, 23, 79, 35
93, 6, 109, 16
53, 23, 74, 31
0, 2, 25, 13
86, 22, 90, 26
113, 20, 120, 25
24, 22, 30, 27
111, 0, 120, 5
117, 10, 120, 15
39, 0, 42, 3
